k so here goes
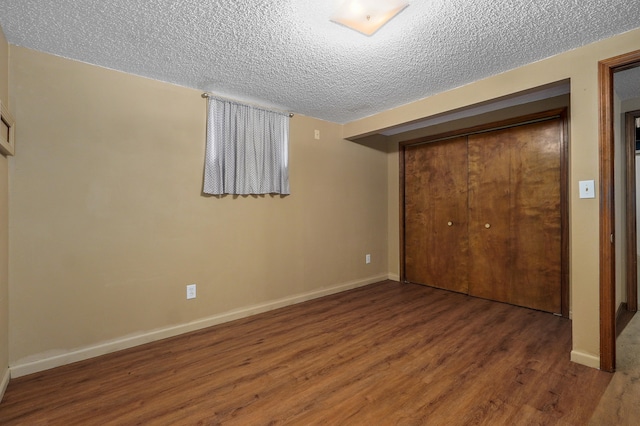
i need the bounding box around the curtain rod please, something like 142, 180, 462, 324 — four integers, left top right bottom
201, 93, 294, 118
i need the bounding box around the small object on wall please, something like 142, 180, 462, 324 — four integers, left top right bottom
0, 101, 15, 156
579, 180, 595, 199
186, 284, 197, 300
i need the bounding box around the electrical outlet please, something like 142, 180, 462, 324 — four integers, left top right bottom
314, 129, 320, 140
186, 284, 196, 300
366, 254, 371, 264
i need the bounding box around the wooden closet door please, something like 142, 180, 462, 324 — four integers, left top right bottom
468, 119, 562, 313
467, 132, 512, 304
509, 120, 562, 313
404, 137, 468, 293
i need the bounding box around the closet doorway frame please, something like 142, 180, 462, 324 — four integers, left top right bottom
399, 108, 570, 318
599, 49, 640, 372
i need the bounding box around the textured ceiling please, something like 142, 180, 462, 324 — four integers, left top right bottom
1, 0, 640, 123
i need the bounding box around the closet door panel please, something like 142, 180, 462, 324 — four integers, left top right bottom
467, 132, 512, 303
404, 137, 469, 293
509, 120, 562, 313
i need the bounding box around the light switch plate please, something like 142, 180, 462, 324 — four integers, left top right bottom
579, 180, 595, 199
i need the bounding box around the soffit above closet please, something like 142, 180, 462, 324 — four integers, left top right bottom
381, 81, 571, 136
0, 0, 639, 124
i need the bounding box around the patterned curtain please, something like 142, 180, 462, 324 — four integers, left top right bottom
203, 97, 290, 195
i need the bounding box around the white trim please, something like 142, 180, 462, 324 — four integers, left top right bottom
388, 273, 400, 282
571, 350, 600, 369
10, 275, 388, 378
0, 367, 10, 402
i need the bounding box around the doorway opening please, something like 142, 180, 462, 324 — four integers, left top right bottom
625, 109, 640, 319
598, 49, 640, 372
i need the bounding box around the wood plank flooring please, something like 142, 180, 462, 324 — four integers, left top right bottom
0, 281, 611, 425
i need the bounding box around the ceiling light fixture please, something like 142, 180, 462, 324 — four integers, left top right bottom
330, 0, 409, 36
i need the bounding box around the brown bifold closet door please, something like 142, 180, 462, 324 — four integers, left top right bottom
467, 130, 512, 304
508, 119, 562, 313
468, 119, 562, 313
404, 137, 469, 293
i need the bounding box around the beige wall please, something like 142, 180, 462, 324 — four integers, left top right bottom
344, 28, 640, 368
0, 25, 9, 397
8, 46, 389, 373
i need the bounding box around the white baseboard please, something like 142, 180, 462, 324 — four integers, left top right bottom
571, 350, 600, 369
10, 274, 389, 378
0, 367, 9, 402
387, 273, 400, 282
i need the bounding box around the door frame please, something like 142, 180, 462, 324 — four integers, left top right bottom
399, 108, 569, 317
598, 49, 640, 372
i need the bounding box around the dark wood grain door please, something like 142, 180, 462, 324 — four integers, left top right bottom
468, 131, 512, 304
468, 119, 562, 313
508, 119, 562, 313
404, 137, 469, 293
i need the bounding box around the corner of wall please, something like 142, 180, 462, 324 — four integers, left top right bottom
0, 367, 9, 401
570, 350, 600, 370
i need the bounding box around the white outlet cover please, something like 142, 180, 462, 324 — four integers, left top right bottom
579, 180, 595, 199
186, 284, 196, 299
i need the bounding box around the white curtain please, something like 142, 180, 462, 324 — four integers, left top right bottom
203, 97, 290, 195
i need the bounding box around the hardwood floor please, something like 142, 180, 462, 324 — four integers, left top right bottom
0, 281, 611, 425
